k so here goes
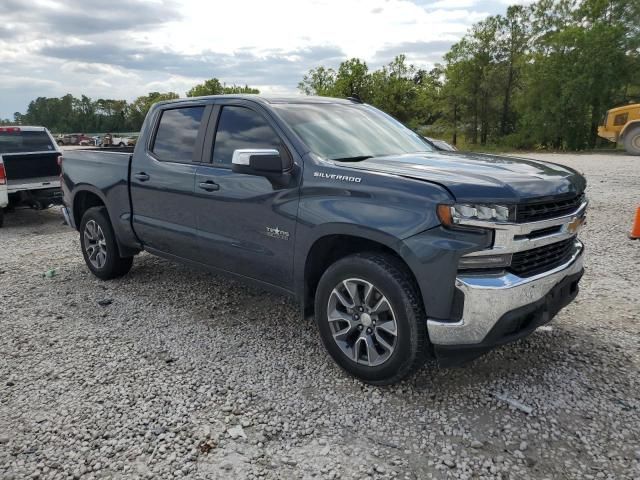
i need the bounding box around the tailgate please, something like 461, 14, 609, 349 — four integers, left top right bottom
2, 152, 60, 180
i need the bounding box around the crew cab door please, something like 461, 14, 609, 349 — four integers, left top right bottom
130, 104, 210, 260
193, 102, 300, 289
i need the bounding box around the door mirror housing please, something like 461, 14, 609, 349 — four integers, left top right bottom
231, 149, 285, 175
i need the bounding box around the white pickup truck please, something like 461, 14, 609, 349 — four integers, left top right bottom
0, 126, 63, 227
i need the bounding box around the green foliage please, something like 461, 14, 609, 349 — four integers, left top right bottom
297, 56, 441, 128
9, 77, 259, 133
299, 0, 640, 150
186, 78, 259, 97
128, 92, 180, 130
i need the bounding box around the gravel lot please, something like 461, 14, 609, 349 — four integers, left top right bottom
1, 153, 639, 480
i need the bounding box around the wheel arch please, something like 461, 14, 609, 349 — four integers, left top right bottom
299, 230, 423, 319
72, 187, 139, 258
620, 120, 640, 138
72, 188, 108, 229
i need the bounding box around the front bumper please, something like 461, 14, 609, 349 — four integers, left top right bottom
427, 239, 584, 360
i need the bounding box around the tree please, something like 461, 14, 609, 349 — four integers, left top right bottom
297, 67, 337, 96
186, 78, 259, 97
333, 58, 371, 99
128, 92, 180, 130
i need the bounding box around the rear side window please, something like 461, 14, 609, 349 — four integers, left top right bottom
212, 106, 282, 166
0, 130, 55, 154
152, 106, 205, 162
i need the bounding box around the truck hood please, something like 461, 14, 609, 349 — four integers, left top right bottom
344, 152, 586, 203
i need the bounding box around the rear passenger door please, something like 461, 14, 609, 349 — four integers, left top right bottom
193, 102, 300, 289
130, 104, 210, 260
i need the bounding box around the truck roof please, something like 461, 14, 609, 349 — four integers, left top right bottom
607, 103, 640, 115
154, 95, 358, 108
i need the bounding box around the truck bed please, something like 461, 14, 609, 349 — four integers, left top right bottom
62, 148, 137, 252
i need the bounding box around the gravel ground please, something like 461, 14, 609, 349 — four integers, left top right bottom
1, 153, 639, 480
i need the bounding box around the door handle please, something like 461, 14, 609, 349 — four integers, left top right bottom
198, 180, 220, 192
134, 172, 150, 182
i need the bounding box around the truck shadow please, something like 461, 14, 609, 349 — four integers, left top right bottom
1, 207, 67, 233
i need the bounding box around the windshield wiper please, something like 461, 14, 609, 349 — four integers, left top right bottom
331, 155, 374, 162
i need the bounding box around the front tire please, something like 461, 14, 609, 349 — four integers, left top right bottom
623, 126, 640, 155
80, 207, 133, 280
314, 252, 428, 385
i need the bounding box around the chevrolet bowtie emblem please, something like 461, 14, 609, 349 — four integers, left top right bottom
566, 216, 585, 234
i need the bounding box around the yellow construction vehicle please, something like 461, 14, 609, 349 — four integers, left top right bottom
598, 103, 640, 155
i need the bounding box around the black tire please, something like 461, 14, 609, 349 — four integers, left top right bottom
79, 206, 133, 280
0, 208, 4, 228
314, 252, 428, 385
623, 126, 640, 155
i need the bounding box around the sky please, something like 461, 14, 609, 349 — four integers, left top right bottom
0, 0, 530, 119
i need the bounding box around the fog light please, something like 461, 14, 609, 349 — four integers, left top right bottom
458, 254, 512, 270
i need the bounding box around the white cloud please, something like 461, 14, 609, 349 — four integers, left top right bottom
428, 0, 479, 9
0, 0, 515, 119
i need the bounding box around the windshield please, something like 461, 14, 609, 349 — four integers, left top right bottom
272, 103, 433, 160
0, 130, 55, 154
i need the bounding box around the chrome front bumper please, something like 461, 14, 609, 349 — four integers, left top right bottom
427, 239, 584, 346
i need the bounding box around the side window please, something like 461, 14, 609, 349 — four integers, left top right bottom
212, 106, 282, 166
152, 106, 205, 162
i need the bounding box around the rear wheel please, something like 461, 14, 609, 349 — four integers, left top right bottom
80, 207, 133, 280
0, 208, 4, 228
623, 126, 640, 155
314, 252, 428, 385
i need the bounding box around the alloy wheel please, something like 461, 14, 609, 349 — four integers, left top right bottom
83, 220, 108, 269
327, 278, 398, 366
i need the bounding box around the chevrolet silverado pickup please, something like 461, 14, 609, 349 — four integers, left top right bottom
60, 96, 587, 384
0, 126, 63, 227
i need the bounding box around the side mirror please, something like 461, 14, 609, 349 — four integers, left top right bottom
231, 149, 285, 175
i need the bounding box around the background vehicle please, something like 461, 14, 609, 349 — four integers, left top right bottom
56, 133, 92, 146
60, 96, 587, 384
598, 103, 640, 155
0, 126, 62, 226
101, 133, 128, 147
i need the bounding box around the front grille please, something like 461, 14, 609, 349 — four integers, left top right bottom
510, 237, 576, 277
516, 194, 584, 223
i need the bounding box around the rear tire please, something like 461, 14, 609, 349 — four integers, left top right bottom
314, 252, 428, 385
623, 126, 640, 155
0, 208, 4, 228
80, 206, 133, 280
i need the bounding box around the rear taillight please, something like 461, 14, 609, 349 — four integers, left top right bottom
0, 163, 6, 185
57, 155, 63, 177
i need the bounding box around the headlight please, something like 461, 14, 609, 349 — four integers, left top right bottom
438, 203, 515, 226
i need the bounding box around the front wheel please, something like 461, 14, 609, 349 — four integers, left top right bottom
80, 207, 133, 280
623, 126, 640, 155
314, 252, 429, 385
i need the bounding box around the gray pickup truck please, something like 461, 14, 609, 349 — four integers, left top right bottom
61, 96, 587, 384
